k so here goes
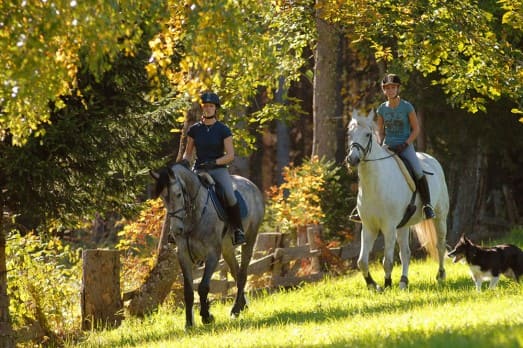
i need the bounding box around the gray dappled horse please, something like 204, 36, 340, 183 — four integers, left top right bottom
346, 110, 448, 290
151, 163, 264, 328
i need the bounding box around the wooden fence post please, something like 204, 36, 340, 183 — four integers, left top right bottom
307, 225, 321, 273
81, 249, 123, 330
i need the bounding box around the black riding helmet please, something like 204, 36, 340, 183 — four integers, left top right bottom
201, 92, 221, 108
381, 74, 401, 86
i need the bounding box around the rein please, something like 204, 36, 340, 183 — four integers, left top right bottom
166, 167, 212, 265
349, 130, 396, 162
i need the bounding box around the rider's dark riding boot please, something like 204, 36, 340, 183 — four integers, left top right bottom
228, 203, 247, 246
349, 207, 361, 223
417, 175, 436, 219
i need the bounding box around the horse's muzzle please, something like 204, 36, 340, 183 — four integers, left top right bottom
346, 152, 361, 167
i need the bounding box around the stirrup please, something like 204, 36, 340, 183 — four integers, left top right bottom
233, 229, 247, 246
349, 207, 361, 223
423, 204, 436, 219
349, 214, 361, 223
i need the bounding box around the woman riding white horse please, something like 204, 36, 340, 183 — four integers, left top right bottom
346, 109, 449, 290
350, 74, 435, 222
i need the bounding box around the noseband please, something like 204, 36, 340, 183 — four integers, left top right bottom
348, 127, 396, 162
349, 135, 373, 159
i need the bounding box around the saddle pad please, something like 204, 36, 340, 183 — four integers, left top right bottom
209, 188, 248, 221
386, 148, 416, 192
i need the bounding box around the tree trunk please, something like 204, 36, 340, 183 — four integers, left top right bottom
275, 76, 290, 185
261, 126, 276, 193
446, 139, 485, 245
81, 249, 123, 330
312, 3, 342, 160
176, 102, 200, 162
0, 222, 15, 348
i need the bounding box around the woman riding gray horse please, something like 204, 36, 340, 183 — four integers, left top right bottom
181, 91, 246, 246
151, 161, 264, 328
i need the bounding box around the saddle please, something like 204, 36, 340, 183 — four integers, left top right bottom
196, 172, 248, 222
384, 147, 432, 228
385, 147, 416, 192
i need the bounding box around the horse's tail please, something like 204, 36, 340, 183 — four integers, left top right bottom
412, 219, 439, 260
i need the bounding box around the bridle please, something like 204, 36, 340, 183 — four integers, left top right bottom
165, 177, 189, 231
164, 168, 208, 264
348, 125, 396, 162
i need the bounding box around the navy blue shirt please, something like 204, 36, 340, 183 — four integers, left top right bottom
187, 121, 232, 167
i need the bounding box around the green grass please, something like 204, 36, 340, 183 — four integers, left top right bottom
71, 230, 523, 348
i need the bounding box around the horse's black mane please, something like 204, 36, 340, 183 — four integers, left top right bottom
153, 167, 170, 199
153, 161, 192, 198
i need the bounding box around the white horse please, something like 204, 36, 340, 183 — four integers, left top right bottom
346, 110, 449, 290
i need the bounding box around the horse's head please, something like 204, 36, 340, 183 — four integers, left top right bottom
150, 166, 186, 238
346, 109, 376, 167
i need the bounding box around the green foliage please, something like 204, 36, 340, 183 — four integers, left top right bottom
6, 232, 81, 344
0, 0, 167, 145
264, 156, 357, 241
0, 41, 180, 230
320, 0, 523, 115
147, 0, 316, 133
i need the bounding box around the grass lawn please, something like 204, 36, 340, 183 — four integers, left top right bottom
73, 230, 523, 348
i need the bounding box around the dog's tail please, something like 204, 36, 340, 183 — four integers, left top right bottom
412, 219, 439, 260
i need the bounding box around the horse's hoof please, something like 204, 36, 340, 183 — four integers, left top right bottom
437, 270, 446, 282
368, 284, 383, 292
230, 307, 242, 318
399, 275, 409, 290
202, 314, 215, 325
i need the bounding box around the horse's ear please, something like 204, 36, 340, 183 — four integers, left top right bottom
367, 109, 375, 120
150, 169, 160, 180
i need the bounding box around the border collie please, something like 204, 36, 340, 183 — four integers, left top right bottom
448, 235, 523, 291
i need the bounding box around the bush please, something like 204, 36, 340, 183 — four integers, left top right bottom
263, 156, 358, 243
116, 198, 164, 292
7, 232, 82, 345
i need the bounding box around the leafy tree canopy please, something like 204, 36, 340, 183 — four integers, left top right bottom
146, 0, 315, 133
0, 0, 167, 145
320, 0, 523, 118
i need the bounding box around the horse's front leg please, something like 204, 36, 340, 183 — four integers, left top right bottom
178, 258, 195, 328
382, 227, 397, 288
198, 254, 219, 325
396, 226, 411, 289
358, 226, 380, 291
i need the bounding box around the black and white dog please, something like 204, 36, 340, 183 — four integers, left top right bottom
448, 235, 523, 291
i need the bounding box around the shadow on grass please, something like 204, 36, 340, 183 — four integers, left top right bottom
328, 321, 523, 348
77, 271, 521, 347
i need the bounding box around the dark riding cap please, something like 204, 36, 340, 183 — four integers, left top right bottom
381, 74, 401, 86
201, 92, 221, 108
